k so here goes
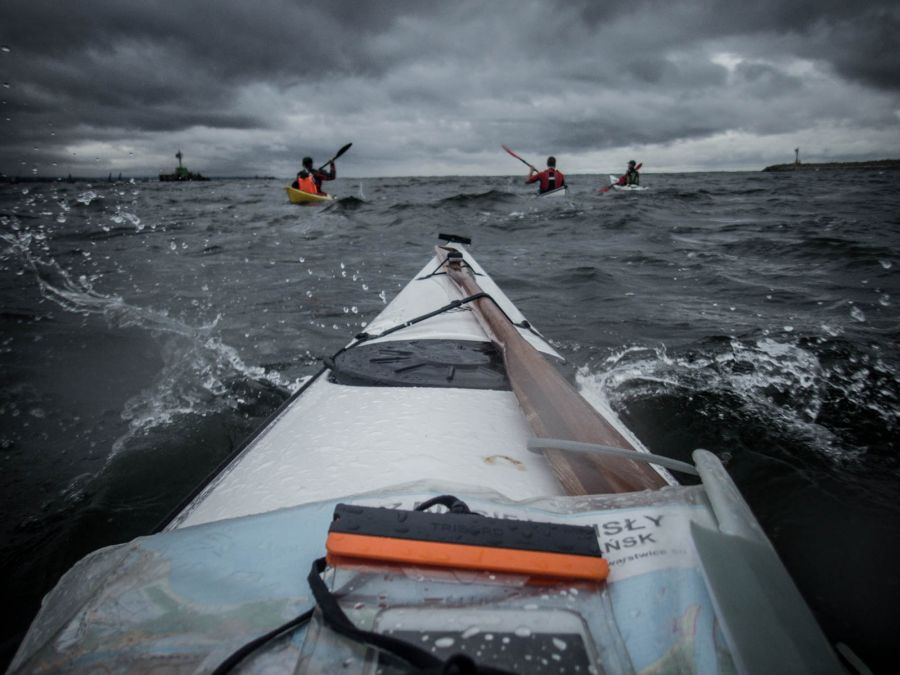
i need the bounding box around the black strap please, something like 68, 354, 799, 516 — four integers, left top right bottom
415, 494, 481, 514
309, 557, 441, 670
324, 291, 547, 372
211, 608, 314, 675
308, 557, 514, 674
212, 496, 512, 674
417, 255, 483, 280
324, 292, 491, 369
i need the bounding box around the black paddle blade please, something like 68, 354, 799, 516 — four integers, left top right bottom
318, 143, 353, 171
333, 143, 352, 161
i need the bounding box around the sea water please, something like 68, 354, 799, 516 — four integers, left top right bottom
1, 171, 898, 667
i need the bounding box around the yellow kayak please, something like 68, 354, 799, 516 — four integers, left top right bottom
285, 186, 335, 204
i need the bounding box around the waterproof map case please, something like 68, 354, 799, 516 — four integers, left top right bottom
10, 478, 841, 673
297, 502, 633, 673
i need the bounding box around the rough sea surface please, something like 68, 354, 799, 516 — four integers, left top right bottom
1, 172, 898, 668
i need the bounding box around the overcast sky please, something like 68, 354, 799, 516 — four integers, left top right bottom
1, 0, 898, 177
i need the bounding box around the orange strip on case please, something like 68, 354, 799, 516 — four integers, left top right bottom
326, 532, 609, 582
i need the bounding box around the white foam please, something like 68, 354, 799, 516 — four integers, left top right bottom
2, 225, 300, 462
576, 336, 876, 465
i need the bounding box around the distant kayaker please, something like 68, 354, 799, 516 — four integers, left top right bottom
624, 160, 640, 186
302, 156, 337, 195
291, 170, 319, 194
526, 156, 566, 194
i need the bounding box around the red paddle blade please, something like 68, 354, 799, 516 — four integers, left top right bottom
501, 145, 536, 170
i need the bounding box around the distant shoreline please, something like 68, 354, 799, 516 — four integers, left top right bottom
3, 162, 900, 182
762, 159, 900, 172
0, 176, 278, 184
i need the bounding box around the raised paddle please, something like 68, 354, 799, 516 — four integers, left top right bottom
317, 143, 352, 172
434, 244, 669, 496
599, 162, 642, 193
501, 144, 538, 173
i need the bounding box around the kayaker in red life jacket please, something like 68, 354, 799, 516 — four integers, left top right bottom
526, 156, 566, 194
291, 170, 319, 194
301, 156, 336, 195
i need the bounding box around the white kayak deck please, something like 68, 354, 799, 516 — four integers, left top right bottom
173, 250, 579, 529
174, 383, 564, 528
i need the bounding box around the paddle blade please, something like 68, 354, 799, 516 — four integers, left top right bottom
599, 175, 625, 192
501, 145, 536, 171
333, 142, 353, 161
318, 143, 353, 171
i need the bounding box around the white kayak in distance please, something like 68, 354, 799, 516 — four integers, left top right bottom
10, 235, 842, 674
608, 174, 648, 191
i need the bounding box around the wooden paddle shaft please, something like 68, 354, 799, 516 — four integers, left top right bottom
436, 246, 668, 495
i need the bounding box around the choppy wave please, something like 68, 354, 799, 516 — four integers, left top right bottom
436, 189, 519, 207
330, 195, 367, 210
1, 222, 298, 460
577, 335, 898, 475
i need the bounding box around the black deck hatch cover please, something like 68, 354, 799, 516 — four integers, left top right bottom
329, 339, 510, 390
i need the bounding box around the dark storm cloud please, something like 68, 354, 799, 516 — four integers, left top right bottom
0, 0, 898, 176
798, 9, 900, 91
575, 0, 900, 92
1, 0, 428, 80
